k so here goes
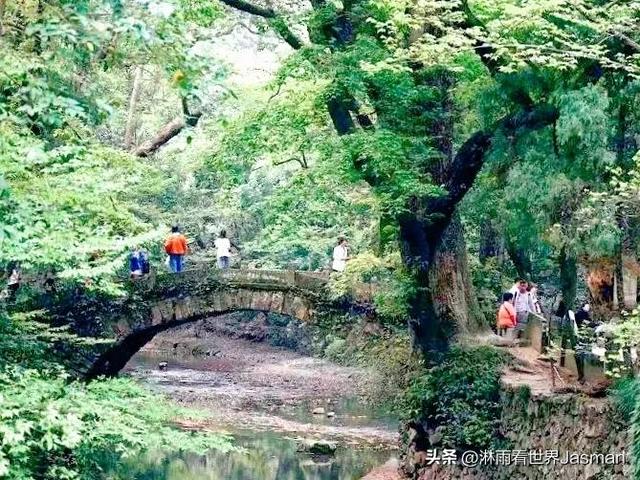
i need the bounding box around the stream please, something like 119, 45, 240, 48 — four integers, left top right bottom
119, 322, 400, 479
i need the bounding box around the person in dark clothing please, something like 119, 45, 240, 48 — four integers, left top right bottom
43, 271, 57, 309
559, 307, 588, 384
140, 249, 150, 275
555, 299, 567, 319
575, 303, 591, 328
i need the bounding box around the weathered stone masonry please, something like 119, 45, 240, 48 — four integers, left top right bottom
75, 267, 373, 378
403, 388, 630, 480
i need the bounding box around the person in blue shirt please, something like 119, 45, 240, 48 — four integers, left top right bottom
139, 249, 150, 275
129, 248, 142, 278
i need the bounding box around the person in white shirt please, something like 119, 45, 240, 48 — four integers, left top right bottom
510, 279, 536, 332
5, 263, 21, 301
332, 237, 350, 273
214, 230, 239, 269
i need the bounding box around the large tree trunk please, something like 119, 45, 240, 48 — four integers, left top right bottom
34, 0, 44, 53
399, 210, 449, 353
618, 214, 640, 309
559, 245, 577, 310
586, 259, 615, 313
0, 0, 6, 37
400, 71, 484, 353
621, 251, 639, 309
124, 66, 143, 150
430, 215, 483, 334
505, 239, 532, 280
479, 218, 503, 263
398, 212, 483, 353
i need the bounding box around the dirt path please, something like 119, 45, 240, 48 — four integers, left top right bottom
501, 345, 608, 396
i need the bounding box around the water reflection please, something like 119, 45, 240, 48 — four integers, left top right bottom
118, 334, 398, 479
112, 429, 394, 480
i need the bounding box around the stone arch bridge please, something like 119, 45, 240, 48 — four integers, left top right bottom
81, 267, 376, 378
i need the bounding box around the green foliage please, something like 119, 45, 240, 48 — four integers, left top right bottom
556, 85, 614, 176
319, 325, 423, 410
0, 309, 233, 479
467, 255, 515, 328
328, 252, 414, 325
610, 377, 640, 478
323, 335, 348, 363
177, 0, 224, 27
390, 0, 640, 75
0, 368, 233, 479
402, 347, 508, 450
0, 0, 227, 288
611, 378, 637, 423
0, 125, 168, 282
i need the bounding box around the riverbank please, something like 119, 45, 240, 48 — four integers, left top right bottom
123, 322, 401, 479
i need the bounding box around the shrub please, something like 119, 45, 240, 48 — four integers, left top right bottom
402, 346, 507, 451
0, 368, 233, 479
324, 336, 348, 362
328, 252, 414, 326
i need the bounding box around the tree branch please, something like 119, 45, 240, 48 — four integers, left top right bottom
133, 98, 202, 157
218, 0, 303, 50
219, 0, 276, 18
426, 103, 559, 239
273, 155, 308, 169
0, 0, 6, 37
133, 117, 186, 157
459, 0, 500, 73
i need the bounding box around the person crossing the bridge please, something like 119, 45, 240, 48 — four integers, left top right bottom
332, 237, 351, 273
215, 230, 240, 270
129, 248, 143, 278
164, 225, 188, 273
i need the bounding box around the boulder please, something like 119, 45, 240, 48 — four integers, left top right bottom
297, 439, 338, 456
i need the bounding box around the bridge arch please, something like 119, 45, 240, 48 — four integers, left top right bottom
84, 268, 374, 378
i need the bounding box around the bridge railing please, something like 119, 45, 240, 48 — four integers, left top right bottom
150, 265, 377, 302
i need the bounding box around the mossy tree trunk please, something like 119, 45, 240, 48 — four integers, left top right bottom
479, 219, 503, 263
505, 239, 532, 280
429, 215, 483, 335
559, 245, 577, 310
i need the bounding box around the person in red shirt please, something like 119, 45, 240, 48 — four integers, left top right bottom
497, 292, 517, 336
164, 225, 188, 273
